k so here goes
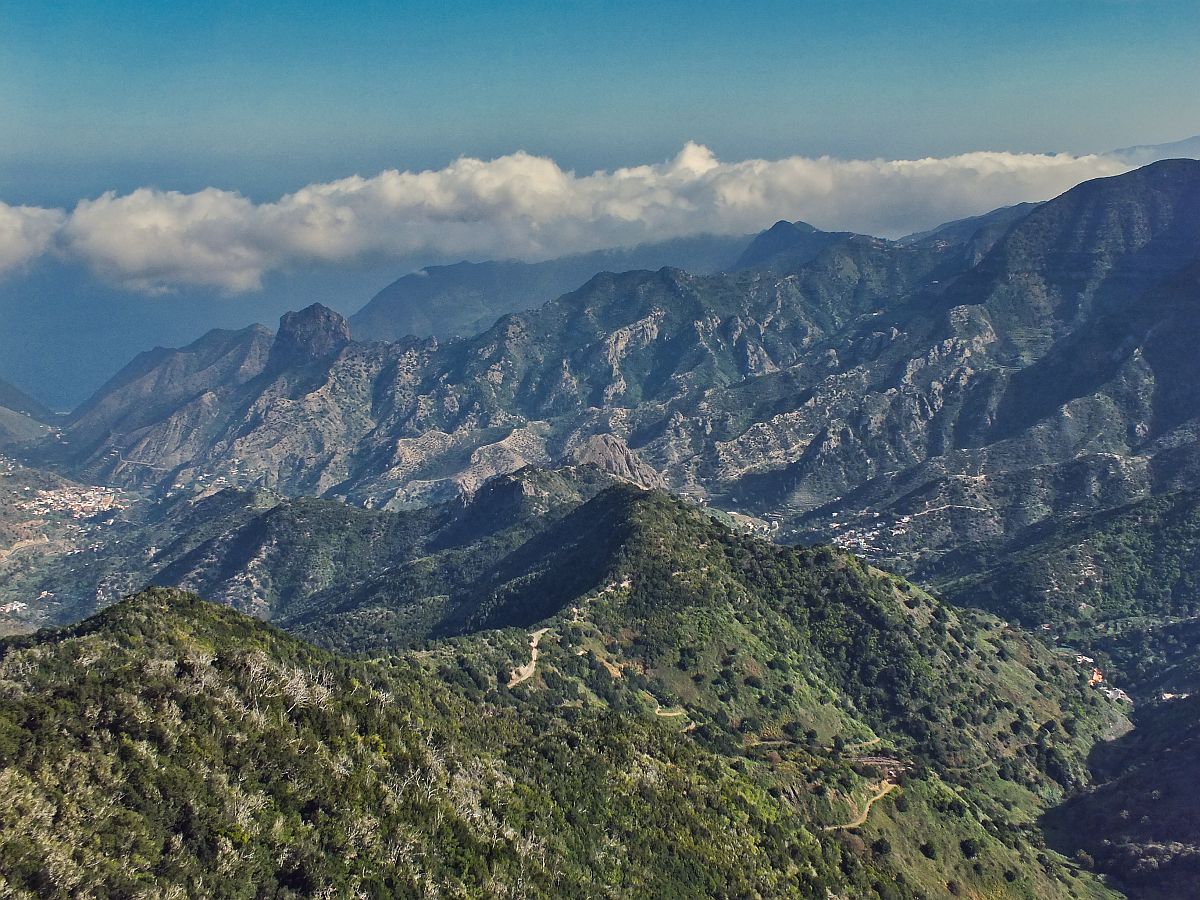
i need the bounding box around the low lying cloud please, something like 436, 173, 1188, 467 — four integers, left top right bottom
1, 144, 1132, 292
0, 202, 65, 276
64, 188, 265, 293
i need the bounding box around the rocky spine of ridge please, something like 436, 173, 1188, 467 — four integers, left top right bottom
567, 434, 664, 489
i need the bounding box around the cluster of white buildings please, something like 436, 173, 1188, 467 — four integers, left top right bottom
828, 511, 889, 557
15, 484, 128, 520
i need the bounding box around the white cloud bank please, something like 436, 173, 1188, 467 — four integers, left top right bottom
0, 202, 65, 276
1, 144, 1132, 292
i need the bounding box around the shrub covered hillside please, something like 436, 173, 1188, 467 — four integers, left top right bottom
0, 464, 622, 632
458, 488, 1129, 899
936, 490, 1200, 637
1, 589, 903, 899
0, 489, 1130, 898
934, 489, 1200, 700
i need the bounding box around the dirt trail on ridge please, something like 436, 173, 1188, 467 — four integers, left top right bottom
508, 628, 551, 687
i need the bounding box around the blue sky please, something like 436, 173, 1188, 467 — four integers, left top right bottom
2, 0, 1198, 205
1, 0, 1198, 408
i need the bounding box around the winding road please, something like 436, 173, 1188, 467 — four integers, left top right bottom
843, 736, 881, 753
507, 628, 551, 687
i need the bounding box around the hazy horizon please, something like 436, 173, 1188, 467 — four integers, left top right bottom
2, 0, 1199, 406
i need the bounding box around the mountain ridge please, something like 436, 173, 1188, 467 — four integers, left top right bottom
24, 161, 1200, 583
349, 232, 750, 343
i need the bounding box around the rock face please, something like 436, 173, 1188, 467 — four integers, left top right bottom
267, 303, 352, 370
568, 434, 664, 489
38, 160, 1200, 568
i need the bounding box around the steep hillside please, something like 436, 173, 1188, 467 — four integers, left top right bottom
730, 219, 853, 272
0, 407, 49, 446
1045, 695, 1200, 899
0, 456, 133, 636
0, 378, 55, 446
926, 485, 1200, 799
61, 323, 273, 460
0, 465, 619, 631
898, 202, 1042, 264
934, 490, 1200, 637
1, 588, 897, 898
0, 378, 54, 422
781, 159, 1200, 564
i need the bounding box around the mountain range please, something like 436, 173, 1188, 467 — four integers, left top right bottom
1112, 134, 1200, 167
4, 157, 1200, 897
32, 161, 1200, 568
349, 233, 751, 343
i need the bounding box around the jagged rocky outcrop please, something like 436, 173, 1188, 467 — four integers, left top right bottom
267, 303, 352, 369
45, 233, 950, 505
567, 434, 664, 489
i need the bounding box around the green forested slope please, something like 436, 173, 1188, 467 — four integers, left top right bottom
0, 487, 1130, 898
936, 490, 1200, 629
934, 490, 1200, 696
1, 589, 882, 898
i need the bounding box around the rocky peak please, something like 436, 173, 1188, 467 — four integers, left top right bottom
268, 304, 352, 370
569, 434, 665, 489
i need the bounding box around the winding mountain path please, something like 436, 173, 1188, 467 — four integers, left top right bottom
823, 781, 896, 831
507, 628, 551, 688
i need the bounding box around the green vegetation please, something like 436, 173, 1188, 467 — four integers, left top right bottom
935, 490, 1200, 705
937, 491, 1200, 636
2, 589, 889, 898
0, 484, 1129, 897
0, 464, 619, 632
